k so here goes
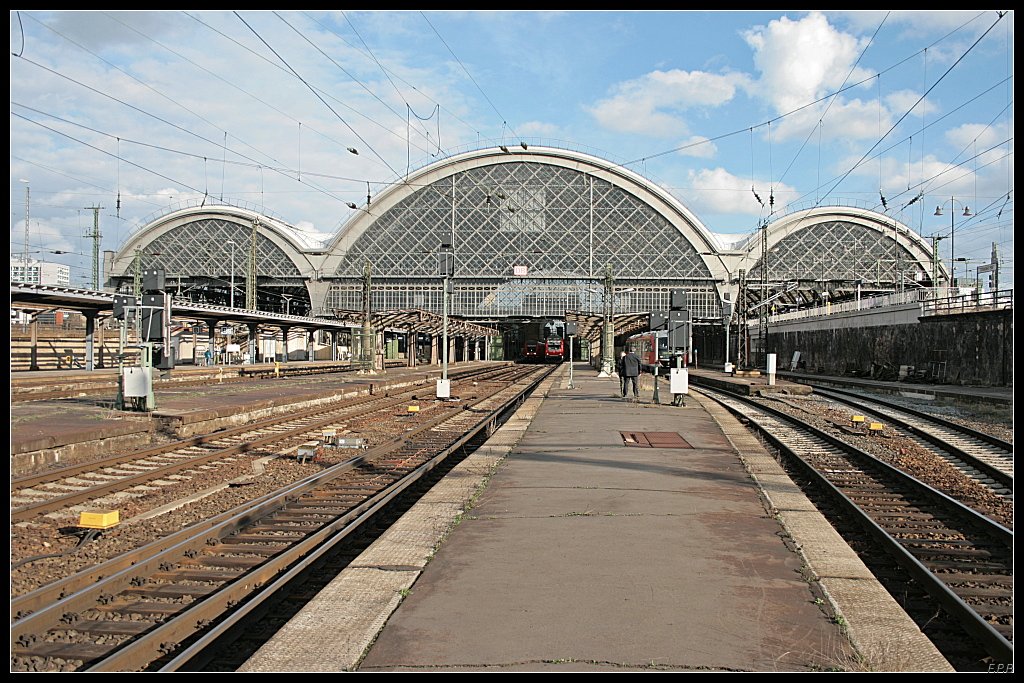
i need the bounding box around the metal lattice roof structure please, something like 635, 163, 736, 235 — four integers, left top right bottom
106, 146, 943, 327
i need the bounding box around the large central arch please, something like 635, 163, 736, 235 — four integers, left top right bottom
320, 147, 725, 320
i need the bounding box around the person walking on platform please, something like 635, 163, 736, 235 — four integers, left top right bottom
621, 348, 641, 399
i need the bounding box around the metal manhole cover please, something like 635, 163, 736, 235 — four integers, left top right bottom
619, 431, 692, 448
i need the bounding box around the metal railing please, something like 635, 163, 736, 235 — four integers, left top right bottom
920, 288, 1013, 317
761, 287, 1012, 324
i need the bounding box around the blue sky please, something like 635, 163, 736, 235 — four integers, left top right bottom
9, 10, 1014, 288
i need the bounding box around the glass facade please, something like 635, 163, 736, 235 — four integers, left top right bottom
109, 150, 938, 325
327, 162, 715, 319
749, 220, 926, 284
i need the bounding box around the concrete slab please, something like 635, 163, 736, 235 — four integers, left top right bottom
358, 369, 853, 672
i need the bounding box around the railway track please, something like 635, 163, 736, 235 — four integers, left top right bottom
806, 386, 1013, 497
11, 364, 554, 672
695, 386, 1013, 669
10, 365, 513, 523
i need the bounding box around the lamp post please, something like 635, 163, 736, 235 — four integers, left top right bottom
934, 198, 972, 287
591, 273, 634, 378
437, 243, 454, 399
19, 179, 30, 263
227, 240, 236, 308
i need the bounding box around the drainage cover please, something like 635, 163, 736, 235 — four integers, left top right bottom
619, 431, 692, 448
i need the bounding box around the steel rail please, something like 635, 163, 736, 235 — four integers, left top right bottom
696, 387, 1013, 663
11, 365, 551, 672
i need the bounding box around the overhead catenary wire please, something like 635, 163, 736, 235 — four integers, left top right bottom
234, 11, 400, 179
179, 11, 432, 167
300, 10, 482, 145
816, 12, 1007, 208
420, 11, 520, 143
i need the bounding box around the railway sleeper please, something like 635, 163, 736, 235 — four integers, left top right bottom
908, 547, 1000, 559
99, 600, 188, 616
205, 545, 287, 558
220, 533, 307, 543
936, 571, 1014, 584
152, 568, 244, 582
14, 641, 108, 661
66, 619, 155, 635
948, 585, 1014, 599
121, 584, 218, 599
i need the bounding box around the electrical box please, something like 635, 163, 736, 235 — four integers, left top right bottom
123, 366, 152, 397
79, 510, 120, 529
142, 268, 165, 292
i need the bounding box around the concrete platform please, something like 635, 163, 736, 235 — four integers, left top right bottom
240, 364, 952, 672
10, 362, 494, 475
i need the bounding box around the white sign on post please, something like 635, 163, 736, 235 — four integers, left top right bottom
670, 367, 689, 394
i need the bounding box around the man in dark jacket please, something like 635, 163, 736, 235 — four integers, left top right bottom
621, 348, 641, 398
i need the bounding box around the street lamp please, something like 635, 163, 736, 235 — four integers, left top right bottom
227, 240, 236, 308
19, 179, 30, 263
437, 242, 454, 399
934, 198, 972, 286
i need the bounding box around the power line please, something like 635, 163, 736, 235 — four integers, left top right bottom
300, 11, 482, 144
419, 11, 519, 143
272, 12, 436, 157
815, 11, 1007, 206
234, 11, 401, 178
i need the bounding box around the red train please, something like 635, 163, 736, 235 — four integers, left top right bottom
541, 336, 564, 363
523, 340, 540, 362
626, 330, 686, 368
522, 337, 564, 363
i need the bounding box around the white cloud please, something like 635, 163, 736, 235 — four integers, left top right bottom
685, 166, 797, 217
517, 120, 561, 137
945, 122, 1010, 155
884, 89, 937, 119
743, 12, 873, 115
589, 69, 748, 137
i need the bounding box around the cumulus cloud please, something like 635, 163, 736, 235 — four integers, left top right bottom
685, 166, 797, 217
885, 89, 938, 119
517, 120, 561, 137
945, 122, 1011, 156
744, 12, 872, 110
589, 69, 749, 137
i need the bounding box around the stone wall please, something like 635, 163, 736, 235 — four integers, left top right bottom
693, 308, 1012, 387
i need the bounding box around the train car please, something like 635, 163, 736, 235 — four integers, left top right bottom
626, 330, 686, 368
522, 339, 540, 363
542, 336, 564, 363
